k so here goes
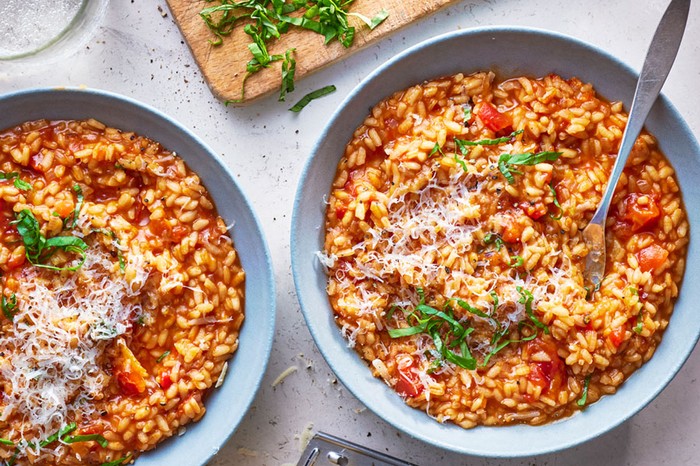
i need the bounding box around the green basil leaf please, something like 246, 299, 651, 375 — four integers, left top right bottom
349, 9, 389, 30
516, 286, 549, 334
548, 183, 563, 220
0, 171, 19, 180
99, 454, 132, 466
633, 311, 644, 334
156, 350, 171, 363
509, 255, 524, 268
39, 423, 77, 447
483, 232, 504, 251
64, 434, 108, 448
278, 48, 297, 102
455, 129, 523, 147
1, 293, 18, 321
289, 85, 336, 112
577, 375, 592, 407
498, 151, 562, 184
13, 177, 32, 191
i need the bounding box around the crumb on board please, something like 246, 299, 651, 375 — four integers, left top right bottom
272, 365, 299, 387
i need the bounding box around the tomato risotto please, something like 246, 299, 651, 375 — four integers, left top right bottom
0, 119, 244, 464
321, 72, 687, 427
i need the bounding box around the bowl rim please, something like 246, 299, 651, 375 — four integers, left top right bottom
0, 86, 277, 466
291, 25, 700, 457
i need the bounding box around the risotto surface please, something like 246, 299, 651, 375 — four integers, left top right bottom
321, 72, 687, 427
0, 119, 244, 464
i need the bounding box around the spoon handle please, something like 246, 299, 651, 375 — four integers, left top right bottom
590, 0, 690, 226
583, 0, 690, 288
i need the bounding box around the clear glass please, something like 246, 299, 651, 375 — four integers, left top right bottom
0, 0, 107, 64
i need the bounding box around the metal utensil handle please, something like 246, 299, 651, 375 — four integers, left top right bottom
297, 432, 418, 466
590, 0, 690, 225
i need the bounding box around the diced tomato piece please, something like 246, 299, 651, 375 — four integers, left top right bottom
148, 217, 171, 235
637, 243, 668, 272
6, 253, 26, 270
502, 220, 524, 243
114, 340, 148, 396
335, 205, 347, 220
478, 102, 512, 132
609, 322, 628, 348
159, 372, 173, 390
521, 201, 547, 220
116, 368, 146, 396
615, 193, 661, 235
394, 355, 423, 398
395, 369, 422, 398
525, 338, 566, 394
528, 362, 552, 391
170, 224, 189, 242
53, 199, 74, 218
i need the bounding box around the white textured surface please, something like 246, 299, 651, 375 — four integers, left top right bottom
1, 1, 699, 465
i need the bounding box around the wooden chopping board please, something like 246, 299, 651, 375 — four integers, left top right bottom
166, 0, 460, 103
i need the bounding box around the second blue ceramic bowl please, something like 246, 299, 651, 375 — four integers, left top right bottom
291, 27, 700, 457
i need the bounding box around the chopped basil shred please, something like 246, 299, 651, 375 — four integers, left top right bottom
498, 151, 562, 184
64, 184, 84, 229
516, 286, 549, 334
454, 152, 468, 171
349, 8, 389, 29
577, 375, 592, 407
429, 142, 444, 158
278, 48, 296, 101
388, 287, 550, 370
64, 433, 108, 448
99, 455, 133, 466
39, 423, 77, 447
489, 291, 499, 313
483, 232, 504, 251
157, 350, 171, 363
1, 293, 17, 321
462, 103, 472, 123
13, 178, 31, 191
0, 171, 18, 180
200, 0, 388, 103
11, 209, 88, 272
634, 311, 644, 334
388, 289, 477, 370
0, 172, 31, 191
509, 255, 524, 268
482, 325, 537, 367
289, 85, 336, 112
455, 129, 523, 149
548, 183, 563, 220
3, 423, 110, 465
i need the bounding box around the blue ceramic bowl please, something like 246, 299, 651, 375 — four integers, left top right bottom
291, 27, 700, 457
0, 88, 276, 465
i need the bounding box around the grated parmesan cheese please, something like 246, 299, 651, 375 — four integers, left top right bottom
323, 155, 582, 385
0, 247, 147, 458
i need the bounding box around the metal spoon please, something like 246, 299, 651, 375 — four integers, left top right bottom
582, 0, 690, 288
